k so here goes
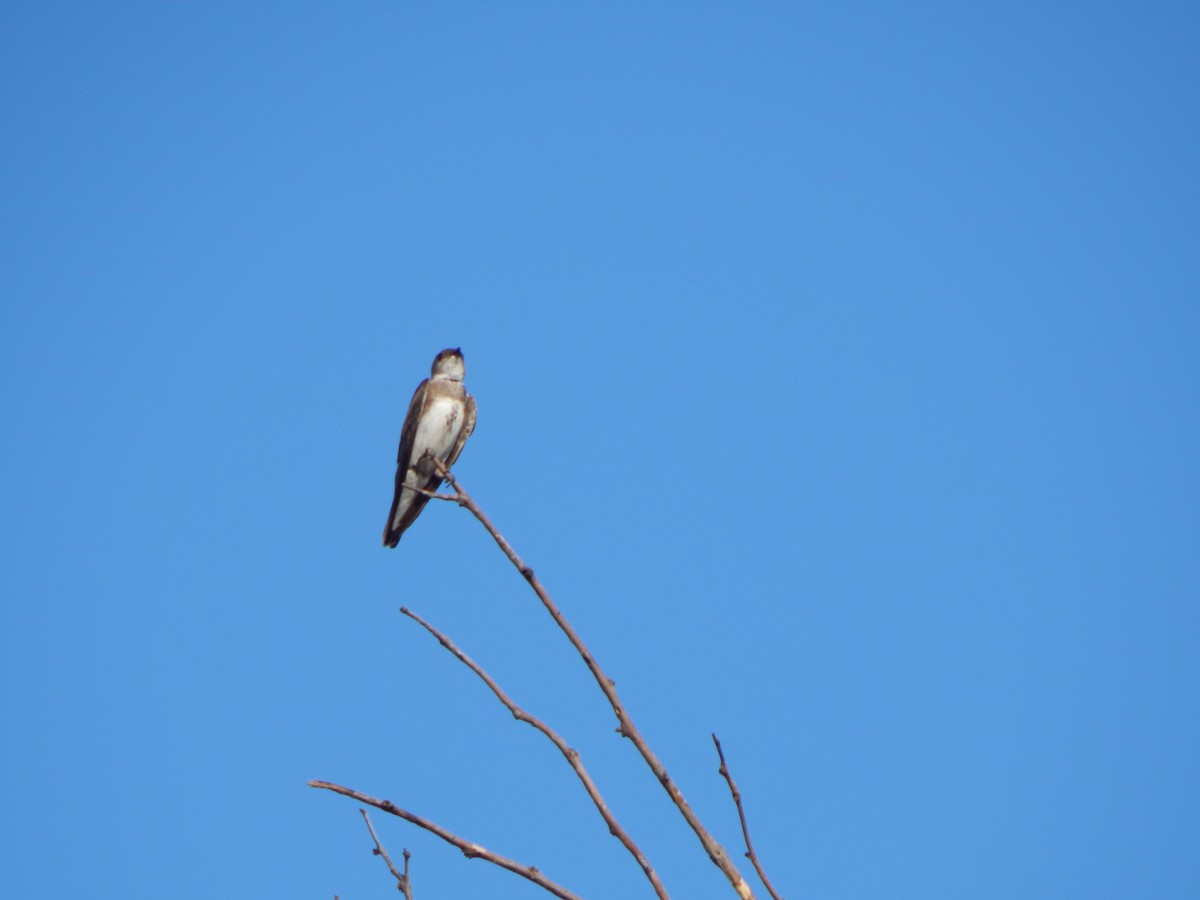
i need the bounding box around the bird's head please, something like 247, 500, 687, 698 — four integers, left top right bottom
430, 347, 466, 382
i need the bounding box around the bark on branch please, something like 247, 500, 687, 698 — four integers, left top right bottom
712, 734, 784, 900
358, 808, 413, 899
400, 605, 670, 899
428, 457, 757, 900
308, 781, 583, 900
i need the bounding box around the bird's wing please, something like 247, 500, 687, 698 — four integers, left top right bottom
382, 379, 431, 547
444, 391, 477, 468
395, 378, 429, 473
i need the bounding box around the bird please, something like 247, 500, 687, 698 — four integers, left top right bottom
382, 348, 477, 547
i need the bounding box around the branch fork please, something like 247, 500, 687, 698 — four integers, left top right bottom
313, 455, 784, 899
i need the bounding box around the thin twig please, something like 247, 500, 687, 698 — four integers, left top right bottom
359, 808, 413, 899
400, 482, 458, 501
712, 735, 784, 900
429, 457, 756, 900
310, 781, 582, 900
400, 605, 670, 899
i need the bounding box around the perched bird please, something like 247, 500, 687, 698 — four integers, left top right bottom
382, 348, 477, 547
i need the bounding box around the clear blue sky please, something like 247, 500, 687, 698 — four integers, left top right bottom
2, 3, 1197, 898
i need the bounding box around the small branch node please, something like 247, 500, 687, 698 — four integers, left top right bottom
357, 808, 410, 897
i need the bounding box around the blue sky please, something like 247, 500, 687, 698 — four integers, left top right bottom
2, 3, 1198, 898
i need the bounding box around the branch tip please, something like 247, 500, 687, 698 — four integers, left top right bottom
712, 734, 784, 900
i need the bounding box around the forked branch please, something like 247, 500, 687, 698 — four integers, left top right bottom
358, 808, 413, 899
428, 456, 756, 900
309, 781, 582, 900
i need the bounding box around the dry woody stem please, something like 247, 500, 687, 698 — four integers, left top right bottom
358, 808, 413, 900
309, 781, 582, 900
313, 453, 780, 899
712, 734, 784, 900
429, 457, 757, 900
400, 606, 670, 899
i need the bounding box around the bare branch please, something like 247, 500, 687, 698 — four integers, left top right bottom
400, 605, 670, 899
712, 735, 784, 900
429, 458, 756, 900
359, 808, 413, 899
310, 781, 582, 900
400, 481, 457, 501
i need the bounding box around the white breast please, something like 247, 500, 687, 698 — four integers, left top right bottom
411, 394, 463, 475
